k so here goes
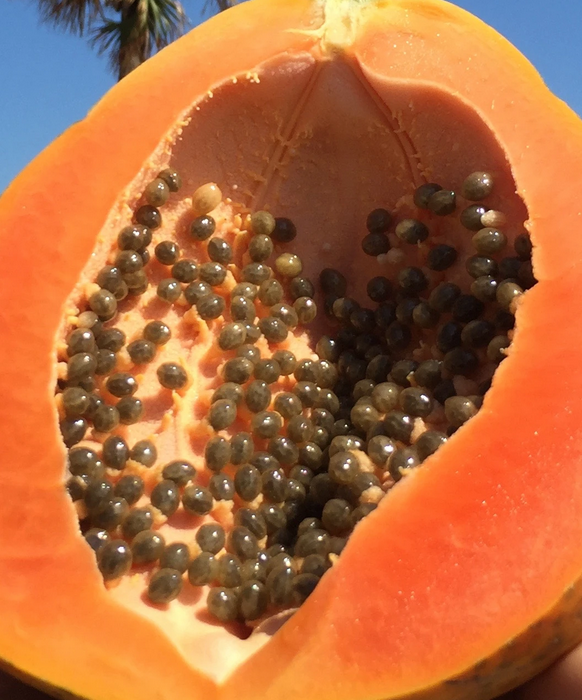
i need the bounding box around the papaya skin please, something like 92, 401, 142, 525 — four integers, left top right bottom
3, 0, 582, 699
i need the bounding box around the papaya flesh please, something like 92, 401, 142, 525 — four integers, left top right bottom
2, 0, 582, 699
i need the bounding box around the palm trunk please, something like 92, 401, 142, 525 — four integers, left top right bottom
118, 0, 149, 80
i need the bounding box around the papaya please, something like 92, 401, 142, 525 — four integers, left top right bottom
2, 0, 582, 699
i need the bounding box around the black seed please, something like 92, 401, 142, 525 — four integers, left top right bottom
123, 269, 149, 295
239, 580, 268, 620
212, 383, 244, 407
130, 439, 157, 467
350, 307, 375, 333
207, 587, 240, 621
243, 380, 270, 413
365, 354, 391, 383
156, 278, 181, 303
67, 328, 97, 356
295, 529, 331, 557
61, 387, 89, 418
67, 352, 97, 383
412, 301, 440, 329
353, 379, 375, 401
113, 474, 143, 506
234, 465, 262, 501
262, 468, 287, 502
301, 554, 329, 578
184, 281, 212, 306
452, 295, 484, 323
435, 321, 462, 353
287, 415, 314, 444
97, 540, 132, 581
258, 279, 283, 307
518, 260, 536, 289
366, 207, 392, 233
292, 381, 318, 409
135, 205, 161, 229
412, 361, 442, 391
362, 232, 390, 256
132, 529, 165, 564
289, 276, 315, 300
182, 484, 214, 516
395, 297, 418, 325
268, 436, 299, 466
157, 363, 188, 390
461, 319, 496, 348
106, 372, 138, 398
92, 497, 129, 529
229, 526, 260, 561
395, 218, 429, 244
267, 566, 295, 607
200, 262, 227, 286
151, 479, 180, 516
319, 268, 347, 296
92, 404, 120, 433
462, 171, 494, 200
127, 338, 156, 364
499, 257, 521, 279
190, 214, 215, 240
429, 282, 461, 312
398, 267, 428, 295
220, 358, 252, 385
227, 433, 253, 466
121, 507, 154, 538
84, 479, 113, 512
271, 302, 298, 328
60, 417, 87, 447
487, 335, 511, 363
297, 518, 323, 537
369, 382, 398, 412
384, 411, 415, 443
144, 177, 170, 207
494, 309, 515, 331
169, 259, 197, 285
234, 509, 267, 540
89, 289, 118, 321
96, 328, 125, 353
399, 387, 433, 417
428, 189, 456, 215
162, 460, 196, 486
158, 168, 181, 192
367, 435, 397, 469
389, 447, 420, 481
460, 204, 488, 231
118, 224, 151, 250
322, 498, 353, 534
258, 316, 288, 343
205, 238, 232, 266
433, 379, 456, 405
115, 250, 143, 275
160, 543, 190, 573
416, 430, 448, 460
329, 435, 364, 457
196, 523, 225, 554
271, 217, 297, 243
515, 233, 533, 260
385, 322, 412, 353
427, 244, 458, 271
248, 233, 274, 262
85, 527, 110, 552
209, 473, 235, 501
366, 276, 392, 303
390, 360, 418, 388
102, 435, 129, 469
95, 351, 116, 377
414, 182, 442, 209
443, 347, 479, 375
333, 297, 360, 323
188, 552, 217, 586
197, 289, 227, 317
205, 436, 231, 472
208, 399, 237, 430
148, 568, 182, 604
351, 401, 380, 432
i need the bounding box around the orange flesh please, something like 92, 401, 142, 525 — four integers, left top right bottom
3, 1, 582, 700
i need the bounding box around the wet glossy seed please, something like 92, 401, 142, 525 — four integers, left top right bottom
242, 380, 269, 413
126, 339, 155, 364
239, 580, 268, 620
209, 473, 235, 501
106, 372, 138, 398
225, 433, 252, 467
235, 509, 267, 540
416, 430, 448, 460
412, 361, 442, 391
242, 262, 271, 284
353, 379, 375, 401
496, 280, 523, 310
148, 568, 182, 604
250, 452, 279, 474
412, 302, 440, 329
102, 435, 129, 469
140, 321, 170, 348
130, 439, 157, 467
271, 217, 297, 243
389, 447, 420, 481
190, 214, 216, 240
154, 241, 179, 266
460, 204, 488, 231
121, 507, 154, 538
268, 436, 299, 466
62, 387, 89, 417
207, 587, 239, 621
319, 268, 347, 296
293, 381, 319, 409
329, 435, 364, 457
135, 205, 161, 229
301, 554, 329, 578
151, 480, 180, 516
295, 530, 330, 558
118, 224, 151, 250
260, 503, 287, 533
269, 394, 300, 422
390, 359, 418, 388
288, 416, 315, 445
289, 297, 315, 325
473, 227, 507, 255
350, 402, 380, 432
205, 238, 231, 266
182, 484, 214, 516
217, 554, 242, 587
157, 168, 181, 192
84, 479, 113, 512
92, 405, 119, 433
398, 267, 428, 295
367, 435, 397, 469
366, 276, 392, 303
170, 259, 197, 284
395, 297, 418, 325
383, 411, 415, 443
196, 523, 225, 554
96, 327, 125, 352
487, 335, 511, 363
271, 303, 299, 328
132, 529, 165, 564
199, 262, 226, 287
471, 275, 498, 302
366, 207, 392, 233
115, 250, 144, 275
414, 182, 442, 208
67, 353, 97, 384
113, 474, 143, 506
427, 244, 457, 271
328, 451, 359, 485
262, 468, 287, 502
436, 321, 463, 353
156, 278, 181, 303
157, 363, 188, 390
97, 540, 132, 580
253, 359, 280, 385
205, 436, 231, 472
395, 218, 429, 244
234, 465, 262, 502
258, 316, 288, 343
322, 498, 352, 534
289, 276, 315, 301
428, 189, 456, 215
429, 282, 461, 312
462, 171, 494, 200
444, 396, 478, 427
275, 253, 302, 277
399, 387, 433, 417
267, 566, 295, 607
162, 460, 196, 486
160, 543, 190, 573
67, 328, 97, 357
248, 233, 274, 262
188, 552, 217, 586
208, 399, 237, 430
229, 527, 260, 561
92, 496, 129, 529
433, 379, 456, 405
365, 354, 392, 384
143, 177, 169, 206
84, 527, 109, 552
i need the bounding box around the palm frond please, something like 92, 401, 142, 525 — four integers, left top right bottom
203, 0, 237, 14
37, 0, 104, 35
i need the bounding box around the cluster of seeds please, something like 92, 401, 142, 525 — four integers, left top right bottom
59, 167, 535, 629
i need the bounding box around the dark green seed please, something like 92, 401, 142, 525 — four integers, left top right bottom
254, 359, 281, 384
127, 339, 156, 364
230, 432, 254, 465
250, 210, 276, 236
367, 276, 392, 303
328, 451, 359, 485
231, 282, 258, 300
208, 399, 237, 430
239, 580, 268, 620
145, 178, 170, 207
198, 293, 227, 320
385, 322, 412, 353
471, 275, 498, 302
443, 347, 479, 375
250, 451, 280, 473
272, 217, 297, 243
427, 244, 458, 271
416, 430, 448, 460
452, 295, 484, 323
171, 259, 198, 283
190, 214, 216, 241
157, 363, 188, 390
221, 357, 253, 385
289, 276, 315, 300
60, 418, 86, 447
398, 267, 427, 295
62, 387, 90, 417
413, 182, 442, 209
157, 278, 182, 303
131, 529, 165, 564
67, 353, 97, 383
428, 189, 456, 215
258, 316, 288, 343
113, 474, 144, 505
200, 262, 227, 286
294, 297, 317, 324
229, 526, 260, 560
92, 405, 120, 433
258, 279, 283, 306
249, 234, 274, 262
461, 319, 496, 348
151, 479, 180, 516
118, 224, 150, 250
153, 241, 179, 266
367, 435, 397, 468
212, 382, 244, 406
267, 566, 295, 607
429, 282, 461, 312
158, 168, 182, 192
444, 396, 478, 427
473, 227, 507, 255
162, 460, 196, 486
384, 411, 414, 442
182, 484, 214, 516
235, 508, 267, 539
301, 554, 329, 577
242, 262, 271, 285
460, 204, 488, 231
106, 372, 138, 398
160, 543, 190, 573
322, 498, 352, 534
399, 388, 433, 418
184, 281, 212, 305
496, 280, 523, 310
92, 497, 129, 529
395, 218, 429, 244
366, 355, 392, 384
143, 320, 171, 346
268, 436, 299, 466
236, 344, 260, 364
487, 335, 511, 363
97, 540, 132, 581
230, 295, 256, 322
130, 440, 157, 467
84, 479, 113, 512
350, 402, 379, 432
89, 289, 117, 320
217, 554, 243, 587
188, 552, 217, 586
209, 473, 235, 500
293, 381, 319, 408
234, 465, 262, 501
115, 250, 143, 275
67, 328, 97, 356
207, 587, 239, 621
85, 528, 110, 552
94, 349, 116, 375
274, 252, 302, 278
121, 507, 154, 538
123, 270, 149, 294
287, 416, 313, 444
205, 436, 231, 472
96, 327, 125, 352
135, 205, 161, 229
319, 268, 347, 296
102, 435, 129, 469
271, 302, 299, 328
218, 322, 246, 351
148, 568, 182, 604
271, 350, 296, 375
262, 468, 287, 502
462, 171, 494, 200
260, 504, 287, 533
412, 301, 440, 329
196, 522, 225, 554
245, 380, 271, 413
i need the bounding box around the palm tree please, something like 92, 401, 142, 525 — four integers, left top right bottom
37, 0, 236, 81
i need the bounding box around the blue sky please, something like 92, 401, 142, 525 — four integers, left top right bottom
2, 0, 582, 192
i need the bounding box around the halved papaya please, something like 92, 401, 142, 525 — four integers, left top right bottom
2, 0, 582, 699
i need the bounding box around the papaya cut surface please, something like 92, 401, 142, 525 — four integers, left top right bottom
2, 1, 582, 700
